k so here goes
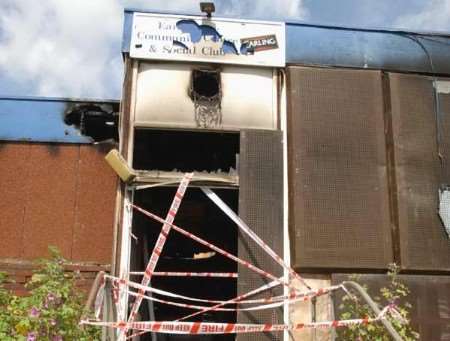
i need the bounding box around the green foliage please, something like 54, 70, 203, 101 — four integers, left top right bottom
0, 246, 100, 340
337, 264, 420, 340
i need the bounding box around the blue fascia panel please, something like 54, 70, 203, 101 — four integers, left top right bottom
0, 97, 118, 144
122, 10, 134, 53
286, 25, 426, 72
286, 24, 450, 75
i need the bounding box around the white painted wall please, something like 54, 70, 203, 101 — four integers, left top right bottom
134, 62, 277, 130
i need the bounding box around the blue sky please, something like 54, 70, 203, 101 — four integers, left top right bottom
0, 0, 449, 100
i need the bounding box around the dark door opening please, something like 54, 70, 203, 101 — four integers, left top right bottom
131, 188, 238, 341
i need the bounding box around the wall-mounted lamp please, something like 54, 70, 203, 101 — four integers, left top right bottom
200, 2, 215, 18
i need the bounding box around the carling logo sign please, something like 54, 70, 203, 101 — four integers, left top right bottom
130, 13, 285, 67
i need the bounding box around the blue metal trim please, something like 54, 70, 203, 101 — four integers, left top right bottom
0, 95, 120, 103
287, 25, 427, 73
122, 11, 133, 53
285, 20, 450, 38
0, 97, 118, 144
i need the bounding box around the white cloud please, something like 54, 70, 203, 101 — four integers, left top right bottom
0, 0, 307, 99
221, 0, 308, 19
394, 0, 450, 32
0, 0, 124, 98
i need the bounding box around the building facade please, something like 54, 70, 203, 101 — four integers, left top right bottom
1, 9, 450, 340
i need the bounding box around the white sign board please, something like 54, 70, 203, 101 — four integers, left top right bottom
130, 13, 285, 67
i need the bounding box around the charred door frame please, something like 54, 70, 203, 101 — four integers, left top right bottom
112, 57, 139, 327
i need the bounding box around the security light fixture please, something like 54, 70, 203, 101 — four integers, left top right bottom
200, 2, 215, 18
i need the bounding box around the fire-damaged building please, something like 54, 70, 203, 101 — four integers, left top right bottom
1, 6, 450, 341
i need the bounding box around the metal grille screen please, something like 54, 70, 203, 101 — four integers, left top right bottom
440, 85, 450, 181
238, 130, 284, 341
390, 73, 450, 271
287, 66, 393, 269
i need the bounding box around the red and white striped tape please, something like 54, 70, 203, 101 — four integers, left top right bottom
130, 271, 238, 278
201, 187, 311, 291
123, 283, 343, 312
132, 204, 291, 289
175, 188, 313, 322
83, 182, 405, 339
124, 288, 288, 312
106, 274, 342, 306
81, 304, 395, 335
107, 274, 281, 305
124, 173, 193, 336
177, 278, 288, 321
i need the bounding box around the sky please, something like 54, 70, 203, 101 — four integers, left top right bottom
0, 0, 449, 100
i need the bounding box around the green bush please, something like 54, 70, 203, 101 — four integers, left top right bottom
337, 264, 420, 340
0, 247, 101, 340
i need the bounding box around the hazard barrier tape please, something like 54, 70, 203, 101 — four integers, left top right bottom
123, 283, 344, 312
127, 329, 152, 340
106, 274, 342, 306
177, 278, 290, 322
124, 288, 286, 312
123, 173, 193, 337
106, 274, 281, 305
81, 304, 396, 335
174, 188, 314, 322
201, 187, 311, 291
132, 204, 292, 290
130, 271, 238, 278
113, 273, 125, 328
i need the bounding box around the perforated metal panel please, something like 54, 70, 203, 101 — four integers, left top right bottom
287, 66, 393, 269
238, 130, 284, 341
438, 82, 450, 186
390, 73, 450, 271
0, 142, 116, 262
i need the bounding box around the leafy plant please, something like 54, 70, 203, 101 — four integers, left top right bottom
0, 246, 100, 340
337, 263, 420, 340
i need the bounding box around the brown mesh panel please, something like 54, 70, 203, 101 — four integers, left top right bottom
72, 145, 117, 263
440, 89, 450, 181
22, 144, 79, 260
287, 66, 393, 269
0, 143, 31, 259
390, 73, 450, 271
0, 142, 116, 262
332, 273, 450, 340
238, 130, 284, 341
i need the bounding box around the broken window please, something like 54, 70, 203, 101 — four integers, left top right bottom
439, 186, 450, 238
64, 104, 119, 142
133, 129, 238, 174
190, 69, 222, 128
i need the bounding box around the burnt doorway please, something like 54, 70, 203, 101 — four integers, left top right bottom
131, 188, 238, 341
